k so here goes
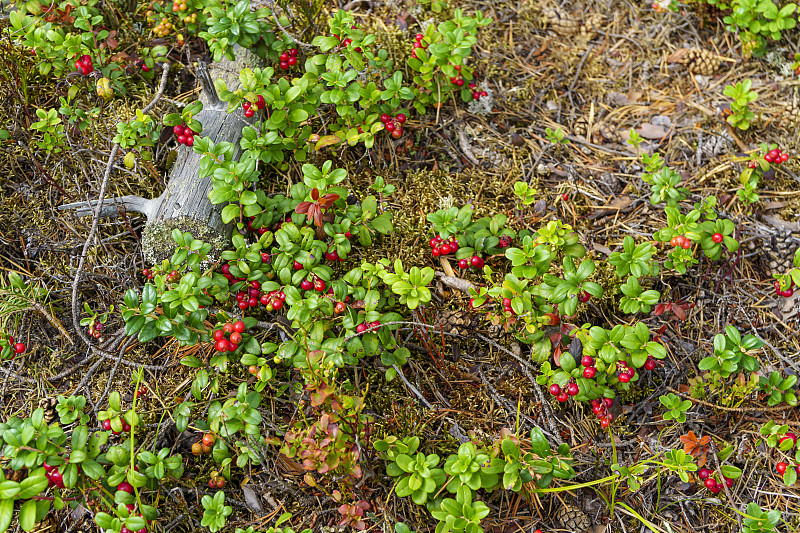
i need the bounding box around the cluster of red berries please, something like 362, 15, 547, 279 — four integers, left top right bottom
325, 248, 346, 262
101, 417, 132, 435
765, 148, 790, 165
459, 256, 485, 270
669, 235, 692, 250
208, 470, 226, 489
615, 360, 637, 383
548, 381, 580, 402
500, 298, 516, 315
278, 48, 299, 69
380, 113, 406, 139
74, 54, 94, 75
590, 398, 615, 428
142, 268, 155, 280
299, 273, 327, 293
259, 288, 286, 312
242, 95, 266, 118
246, 217, 270, 236
429, 235, 459, 257
135, 59, 151, 72
774, 278, 795, 298
356, 320, 381, 333
43, 461, 67, 488
165, 270, 181, 283
449, 74, 465, 87
411, 33, 426, 59
697, 467, 732, 493
191, 433, 216, 455
498, 235, 512, 248
172, 124, 198, 147
212, 320, 247, 353
3, 333, 26, 356
87, 321, 105, 339
333, 30, 362, 52
468, 82, 488, 100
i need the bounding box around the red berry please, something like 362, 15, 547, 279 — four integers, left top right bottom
583, 367, 597, 379
230, 332, 242, 345
118, 481, 134, 493
301, 279, 313, 291
290, 48, 298, 56
392, 127, 402, 139
13, 343, 25, 354
777, 462, 788, 474
279, 61, 289, 69
781, 153, 790, 163
581, 356, 594, 367
415, 33, 423, 41
314, 279, 326, 292
233, 320, 245, 333
380, 114, 391, 123
49, 470, 64, 488
256, 95, 265, 109
450, 241, 459, 252
385, 122, 396, 132
396, 113, 406, 123
567, 383, 579, 396
675, 235, 686, 247
458, 259, 469, 269
557, 391, 569, 402
712, 233, 723, 244
723, 476, 733, 488
600, 418, 611, 428
619, 373, 631, 383
215, 339, 228, 352
470, 256, 484, 268
272, 299, 283, 310
356, 323, 367, 333
440, 244, 451, 255
173, 125, 185, 136
102, 419, 112, 431
480, 91, 488, 97
766, 154, 775, 163
670, 236, 679, 247
122, 421, 131, 432
681, 240, 691, 249
469, 83, 477, 90
432, 248, 441, 257
185, 136, 194, 147
748, 160, 757, 169
578, 291, 591, 303
280, 51, 290, 61
288, 57, 297, 66
244, 108, 255, 118
548, 384, 561, 395
455, 78, 464, 87
644, 358, 656, 371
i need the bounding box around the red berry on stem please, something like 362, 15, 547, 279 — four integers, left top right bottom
644, 358, 656, 371
583, 367, 596, 379
600, 418, 611, 428
470, 256, 484, 268
712, 233, 723, 244
567, 383, 579, 396
581, 356, 593, 367
578, 290, 591, 303
13, 342, 25, 354
548, 384, 561, 395
619, 373, 631, 383
458, 258, 469, 269
557, 391, 569, 402
396, 113, 406, 123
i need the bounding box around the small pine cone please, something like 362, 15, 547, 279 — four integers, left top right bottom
591, 121, 620, 143
781, 101, 800, 129
572, 116, 589, 138
38, 397, 58, 424
767, 230, 797, 276
667, 47, 720, 76
543, 7, 581, 34
555, 504, 592, 533
436, 308, 477, 338
580, 13, 604, 36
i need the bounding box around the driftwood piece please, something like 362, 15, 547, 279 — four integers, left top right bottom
60, 46, 264, 263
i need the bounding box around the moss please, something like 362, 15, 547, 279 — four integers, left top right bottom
142, 216, 229, 264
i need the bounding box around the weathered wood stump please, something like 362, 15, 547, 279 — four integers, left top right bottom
60, 47, 263, 263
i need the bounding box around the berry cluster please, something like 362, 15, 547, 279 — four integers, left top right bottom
411, 33, 426, 59
246, 216, 270, 236
590, 397, 615, 428
172, 124, 198, 147
380, 112, 406, 139
697, 467, 732, 494
299, 273, 327, 293
765, 148, 790, 165
548, 382, 580, 403
171, 0, 188, 11
87, 321, 105, 339
74, 54, 94, 76
259, 288, 286, 312
449, 74, 465, 87
325, 247, 346, 262
467, 82, 488, 100
459, 255, 485, 270
2, 333, 26, 359
498, 235, 512, 248
669, 235, 692, 249
356, 320, 381, 333
212, 320, 247, 352
774, 278, 795, 298
208, 470, 226, 489
101, 417, 132, 435
429, 235, 459, 257
615, 360, 637, 384
153, 18, 173, 37
333, 27, 362, 52
278, 48, 299, 70
180, 12, 197, 24
191, 433, 216, 456
43, 462, 66, 488
242, 95, 266, 118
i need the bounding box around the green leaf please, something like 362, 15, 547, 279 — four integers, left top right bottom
18, 500, 37, 532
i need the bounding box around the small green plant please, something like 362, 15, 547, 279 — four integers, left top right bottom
722, 0, 797, 56
608, 236, 656, 279
742, 502, 781, 533
618, 276, 660, 314
545, 126, 569, 145
758, 371, 799, 406
30, 108, 66, 153
723, 79, 758, 130
201, 491, 233, 532
112, 109, 160, 159
658, 392, 692, 423
513, 181, 537, 206
698, 325, 763, 378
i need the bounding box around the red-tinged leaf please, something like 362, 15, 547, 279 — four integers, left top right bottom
314, 209, 323, 227
338, 504, 350, 516
673, 305, 687, 321
553, 345, 562, 367
295, 201, 312, 214
315, 135, 342, 150
657, 324, 668, 335
654, 303, 665, 316
311, 188, 320, 201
